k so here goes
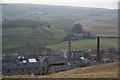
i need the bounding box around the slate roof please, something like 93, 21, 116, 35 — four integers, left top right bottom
46, 56, 66, 65
38, 56, 46, 62
2, 59, 18, 64
2, 62, 47, 70
51, 64, 76, 72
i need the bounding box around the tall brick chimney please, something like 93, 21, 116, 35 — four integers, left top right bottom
96, 36, 101, 62
68, 41, 71, 57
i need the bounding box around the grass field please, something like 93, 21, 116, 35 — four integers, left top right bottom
3, 62, 119, 78
47, 38, 118, 51
2, 4, 118, 53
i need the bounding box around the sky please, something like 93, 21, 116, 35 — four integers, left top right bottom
2, 0, 119, 9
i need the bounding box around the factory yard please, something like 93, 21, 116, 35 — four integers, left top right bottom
3, 62, 119, 78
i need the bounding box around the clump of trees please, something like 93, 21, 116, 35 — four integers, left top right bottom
72, 23, 84, 34
65, 23, 95, 41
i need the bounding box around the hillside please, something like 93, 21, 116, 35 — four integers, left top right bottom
2, 4, 118, 53
47, 38, 118, 51
3, 62, 119, 78
2, 4, 118, 35
2, 19, 63, 53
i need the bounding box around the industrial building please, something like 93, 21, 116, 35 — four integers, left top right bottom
2, 56, 77, 76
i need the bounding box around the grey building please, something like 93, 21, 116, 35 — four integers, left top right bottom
2, 62, 48, 76
44, 56, 76, 74
50, 65, 76, 73
70, 50, 84, 58
60, 49, 84, 58
2, 56, 77, 76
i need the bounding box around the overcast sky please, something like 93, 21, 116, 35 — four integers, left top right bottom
2, 0, 119, 9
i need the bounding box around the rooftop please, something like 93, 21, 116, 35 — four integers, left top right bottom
3, 62, 47, 70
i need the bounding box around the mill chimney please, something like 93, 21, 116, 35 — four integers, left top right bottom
68, 41, 71, 57
96, 36, 101, 62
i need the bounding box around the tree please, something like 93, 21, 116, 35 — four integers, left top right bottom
47, 25, 51, 28
72, 23, 84, 34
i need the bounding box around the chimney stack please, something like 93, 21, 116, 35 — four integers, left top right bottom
68, 41, 71, 57
96, 36, 101, 62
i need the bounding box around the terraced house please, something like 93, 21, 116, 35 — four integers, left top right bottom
2, 56, 76, 76
2, 58, 48, 76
